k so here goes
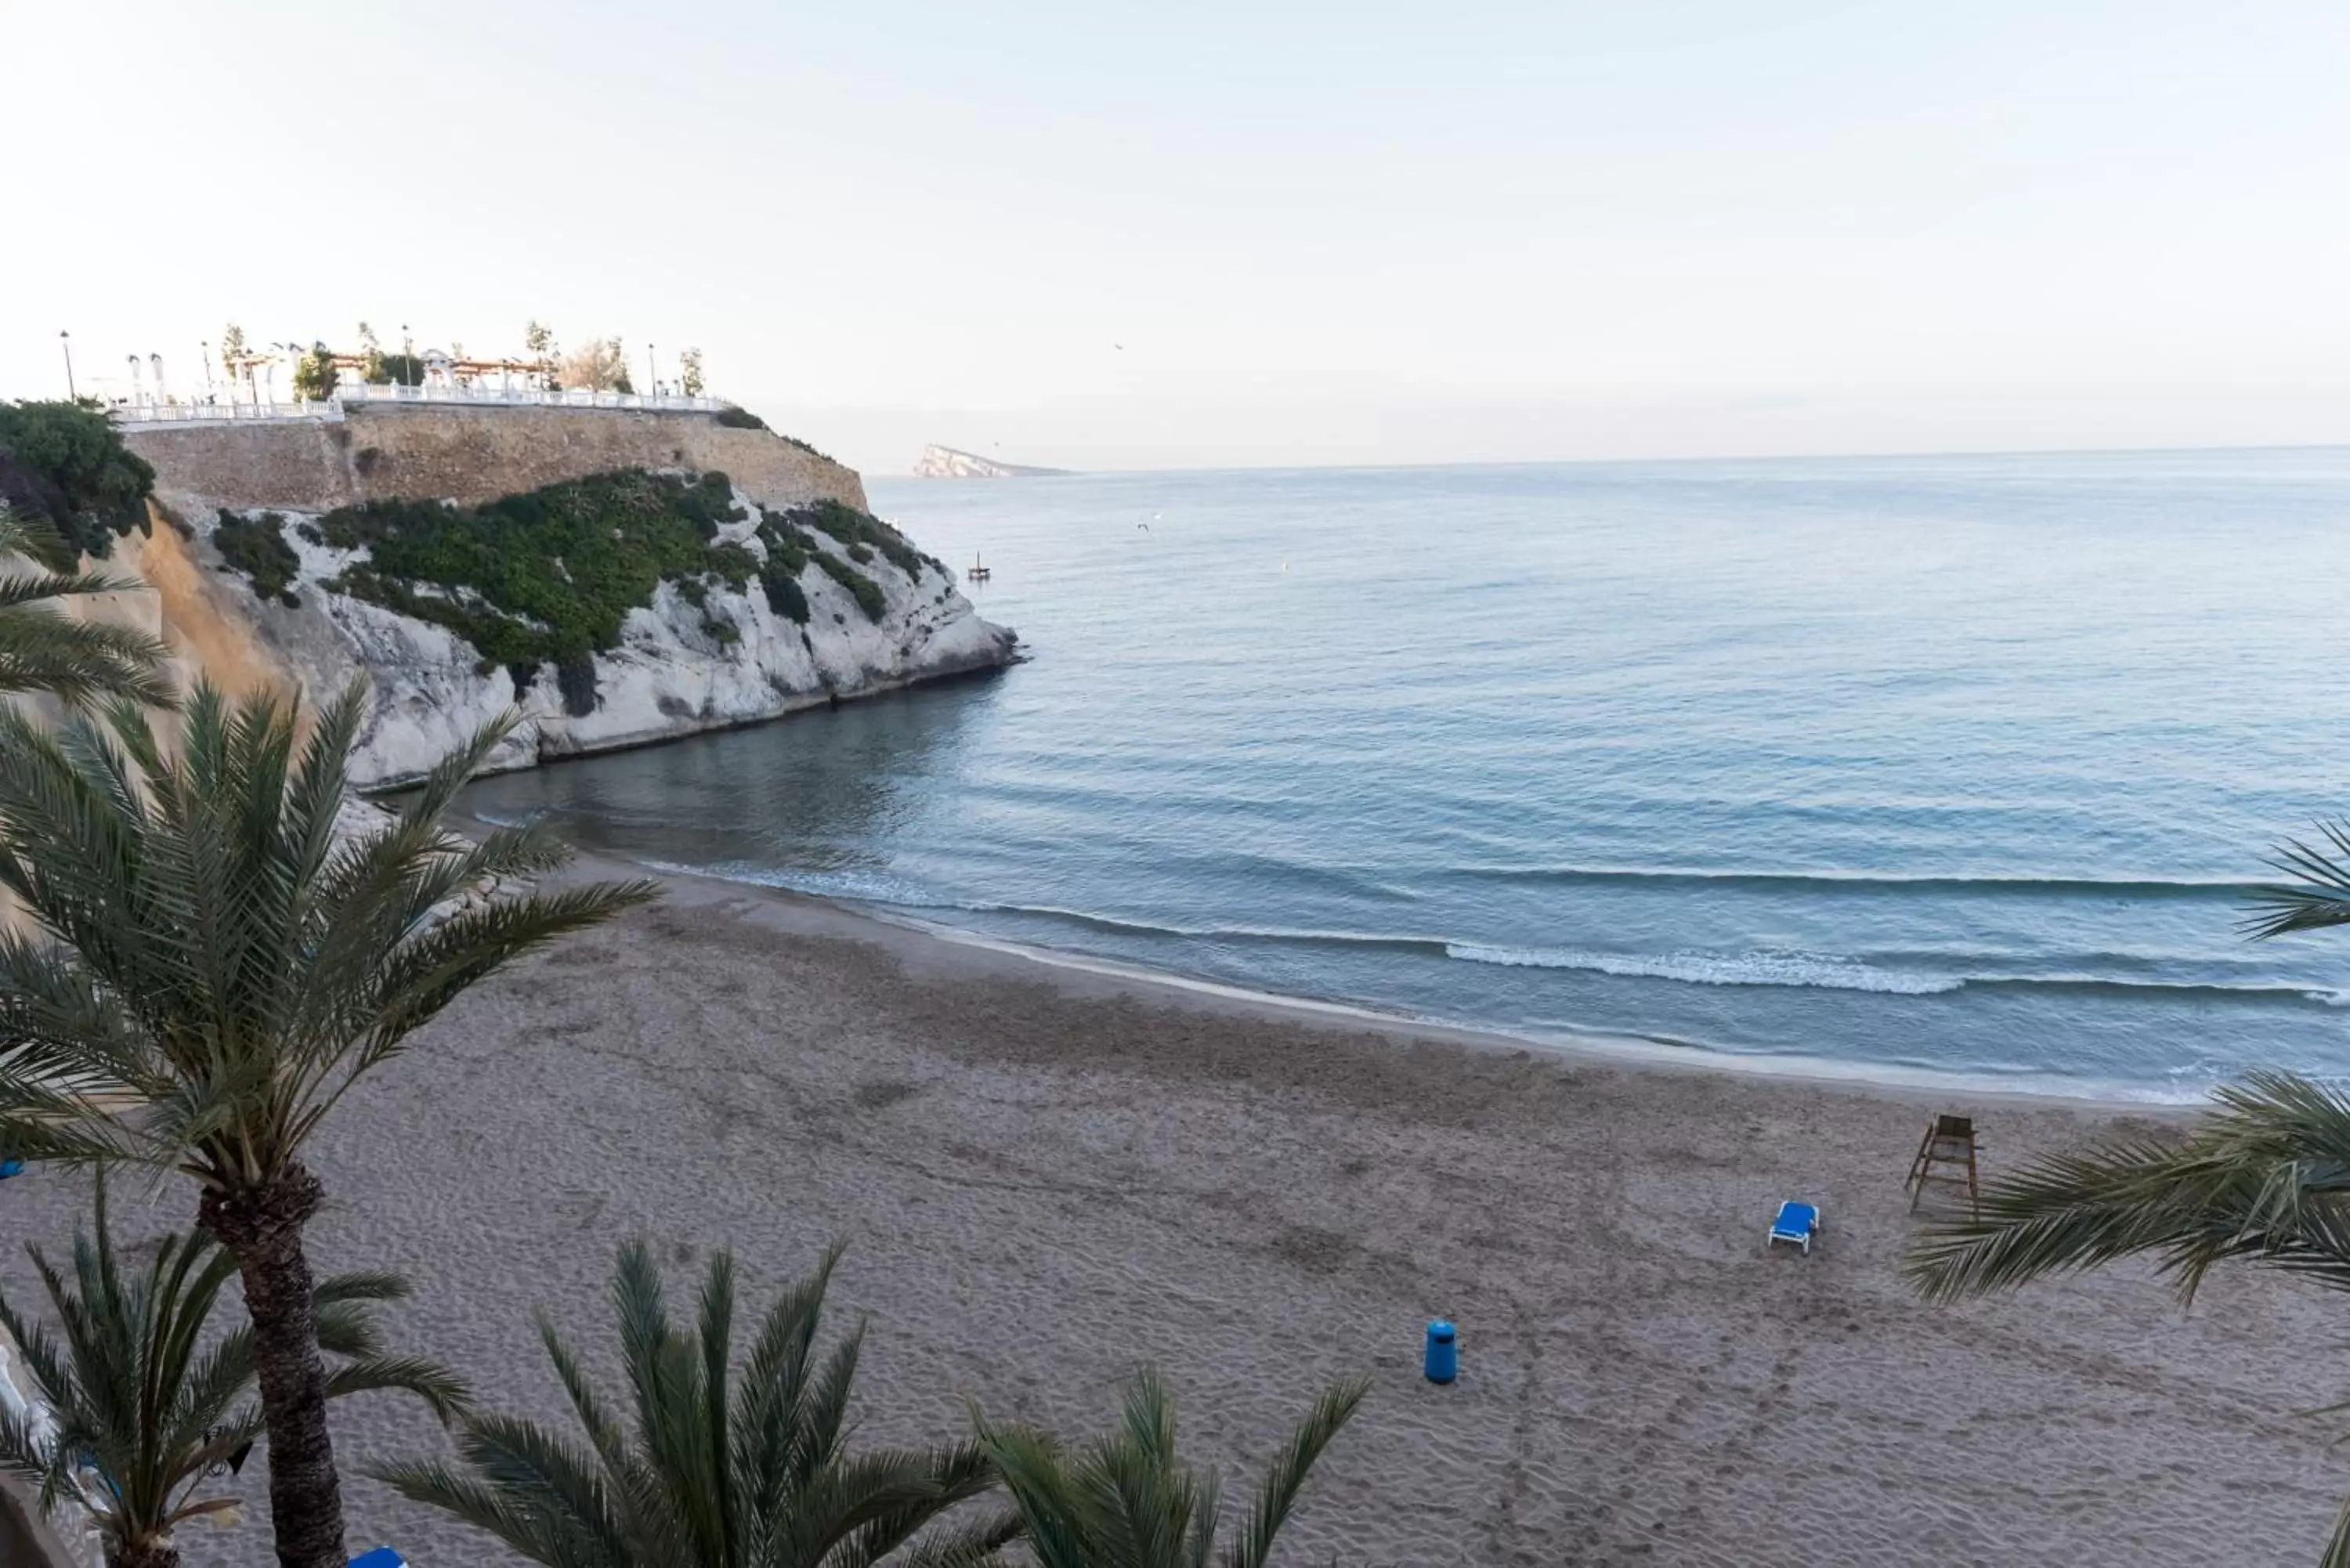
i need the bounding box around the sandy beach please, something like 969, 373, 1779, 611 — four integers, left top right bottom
4, 862, 2344, 1568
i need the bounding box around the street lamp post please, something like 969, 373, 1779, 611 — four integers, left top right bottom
59, 331, 75, 399
646, 342, 656, 400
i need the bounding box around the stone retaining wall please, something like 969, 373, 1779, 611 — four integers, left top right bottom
124, 403, 866, 519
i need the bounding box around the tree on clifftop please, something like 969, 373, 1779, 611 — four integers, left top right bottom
0, 399, 157, 558
217, 325, 249, 399
678, 346, 706, 396
523, 320, 557, 385
557, 335, 634, 394
291, 344, 338, 402
0, 683, 656, 1568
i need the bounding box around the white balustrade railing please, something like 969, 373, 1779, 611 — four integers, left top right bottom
111, 386, 730, 428
110, 399, 332, 425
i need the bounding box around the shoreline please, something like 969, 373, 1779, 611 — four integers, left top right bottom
7, 840, 2325, 1566
588, 844, 2211, 1115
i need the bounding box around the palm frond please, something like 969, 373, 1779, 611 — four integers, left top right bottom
1907, 1070, 2350, 1303
0, 676, 649, 1201
2243, 820, 2350, 939
881, 1506, 1025, 1568
1224, 1377, 1367, 1568
376, 1446, 633, 1568
325, 1356, 472, 1425
977, 1369, 1363, 1568
378, 1237, 991, 1568
0, 504, 173, 706
0, 1169, 457, 1557
2326, 1496, 2350, 1568
0, 508, 82, 573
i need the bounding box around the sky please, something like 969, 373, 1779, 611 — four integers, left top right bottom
8, 1, 2350, 473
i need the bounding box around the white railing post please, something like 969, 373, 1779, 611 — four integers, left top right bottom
110, 381, 725, 428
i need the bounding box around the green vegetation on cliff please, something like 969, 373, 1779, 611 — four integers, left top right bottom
213, 510, 303, 605
320, 471, 747, 667
310, 469, 902, 665
790, 497, 937, 579
812, 551, 886, 622
0, 399, 155, 558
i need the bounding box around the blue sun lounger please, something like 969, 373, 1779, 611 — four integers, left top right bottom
349, 1551, 407, 1568
1767, 1201, 1820, 1255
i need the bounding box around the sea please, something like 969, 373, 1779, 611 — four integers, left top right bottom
457, 449, 2350, 1101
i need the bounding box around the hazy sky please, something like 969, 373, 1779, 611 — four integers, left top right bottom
9, 2, 2350, 472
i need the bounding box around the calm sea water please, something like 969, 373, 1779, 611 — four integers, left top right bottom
459, 450, 2350, 1099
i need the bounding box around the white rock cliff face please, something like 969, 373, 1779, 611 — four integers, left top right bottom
911, 444, 1069, 479
190, 485, 1017, 790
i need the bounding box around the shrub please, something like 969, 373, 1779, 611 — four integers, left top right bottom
374, 352, 426, 387
754, 508, 814, 575
0, 399, 155, 558
785, 499, 925, 577
316, 469, 766, 667
713, 404, 768, 430
212, 511, 302, 605
813, 551, 886, 623
556, 652, 598, 716
706, 542, 758, 587
761, 568, 809, 623
673, 471, 741, 540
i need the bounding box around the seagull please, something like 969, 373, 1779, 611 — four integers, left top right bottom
1113, 343, 1125, 351
1137, 522, 1149, 530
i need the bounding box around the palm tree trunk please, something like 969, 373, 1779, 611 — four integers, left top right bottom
200, 1165, 345, 1568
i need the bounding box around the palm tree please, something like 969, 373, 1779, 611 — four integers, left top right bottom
0, 680, 656, 1568
0, 506, 172, 706
374, 1238, 1016, 1567
0, 1175, 465, 1568
974, 1368, 1368, 1568
1908, 819, 2350, 1565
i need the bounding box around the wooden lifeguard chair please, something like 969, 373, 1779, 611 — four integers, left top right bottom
1905, 1114, 1980, 1214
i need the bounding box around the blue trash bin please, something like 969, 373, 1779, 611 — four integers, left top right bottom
1424, 1318, 1458, 1384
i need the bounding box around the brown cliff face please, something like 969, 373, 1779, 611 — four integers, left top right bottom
116, 515, 295, 701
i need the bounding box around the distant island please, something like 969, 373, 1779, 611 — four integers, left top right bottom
913, 443, 1070, 479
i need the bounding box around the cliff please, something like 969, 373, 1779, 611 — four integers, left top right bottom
911, 443, 1069, 479
110, 406, 1016, 790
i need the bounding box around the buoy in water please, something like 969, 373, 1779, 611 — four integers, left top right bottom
1425, 1318, 1458, 1384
